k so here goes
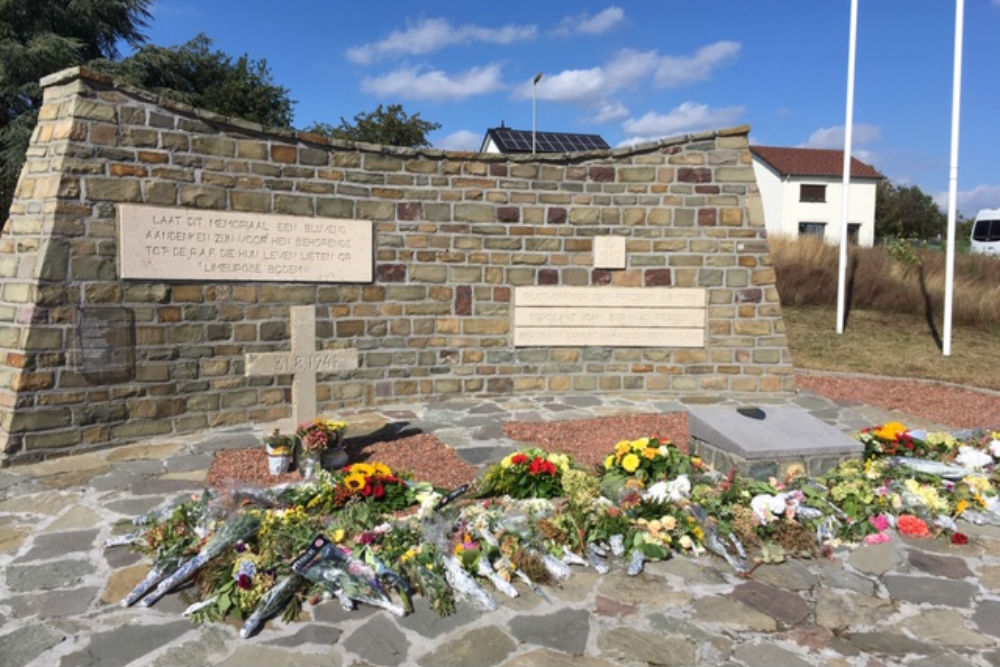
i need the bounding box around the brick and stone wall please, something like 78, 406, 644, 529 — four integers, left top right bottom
0, 67, 795, 463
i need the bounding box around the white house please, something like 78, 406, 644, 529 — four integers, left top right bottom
750, 146, 882, 247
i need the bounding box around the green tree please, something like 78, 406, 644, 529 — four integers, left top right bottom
0, 0, 152, 222
875, 180, 947, 240
91, 34, 294, 129
306, 104, 441, 147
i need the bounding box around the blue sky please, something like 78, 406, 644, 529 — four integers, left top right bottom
137, 1, 1000, 216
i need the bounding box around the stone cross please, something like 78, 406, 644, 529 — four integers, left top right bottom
245, 306, 358, 429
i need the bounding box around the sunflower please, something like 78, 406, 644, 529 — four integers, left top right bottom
351, 463, 375, 477
621, 453, 641, 473
343, 473, 367, 492
371, 462, 393, 477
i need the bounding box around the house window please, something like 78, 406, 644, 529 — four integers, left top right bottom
798, 222, 826, 238
848, 223, 862, 245
800, 184, 826, 202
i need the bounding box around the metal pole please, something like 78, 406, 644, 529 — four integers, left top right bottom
532, 72, 542, 154
943, 0, 964, 356
836, 0, 859, 334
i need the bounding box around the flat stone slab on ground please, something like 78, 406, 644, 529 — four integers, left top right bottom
689, 404, 863, 459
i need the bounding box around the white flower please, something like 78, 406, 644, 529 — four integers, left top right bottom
667, 474, 691, 501
956, 445, 992, 470
989, 439, 1000, 459
678, 535, 694, 550
643, 481, 670, 504
751, 493, 779, 525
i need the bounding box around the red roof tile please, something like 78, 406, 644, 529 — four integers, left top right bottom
751, 145, 882, 179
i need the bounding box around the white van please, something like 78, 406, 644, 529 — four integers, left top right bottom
970, 208, 1000, 256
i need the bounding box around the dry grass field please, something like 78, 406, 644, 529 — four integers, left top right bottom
772, 238, 1000, 391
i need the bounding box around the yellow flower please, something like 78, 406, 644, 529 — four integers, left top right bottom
621, 453, 641, 473
332, 528, 346, 543
873, 421, 908, 442
964, 475, 991, 495
615, 441, 631, 458
661, 515, 677, 531
693, 526, 705, 541
631, 437, 649, 451
351, 463, 375, 477
344, 473, 366, 492
501, 455, 514, 469
604, 454, 615, 470
401, 548, 418, 563
372, 462, 392, 477
956, 499, 970, 515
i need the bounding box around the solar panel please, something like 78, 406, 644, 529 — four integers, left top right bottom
488, 128, 609, 153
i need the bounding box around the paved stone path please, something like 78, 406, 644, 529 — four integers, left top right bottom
1, 390, 997, 667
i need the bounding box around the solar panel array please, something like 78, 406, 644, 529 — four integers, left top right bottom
489, 128, 609, 153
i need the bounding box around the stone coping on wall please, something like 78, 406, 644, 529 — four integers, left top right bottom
39, 66, 752, 163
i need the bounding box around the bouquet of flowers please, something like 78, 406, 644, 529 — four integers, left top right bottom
479, 449, 570, 499
601, 437, 703, 500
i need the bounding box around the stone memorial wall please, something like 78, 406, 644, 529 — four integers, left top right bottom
0, 67, 794, 463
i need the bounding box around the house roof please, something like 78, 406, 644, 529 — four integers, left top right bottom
750, 145, 882, 180
481, 127, 610, 153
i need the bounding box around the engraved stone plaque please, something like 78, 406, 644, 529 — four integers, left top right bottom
118, 205, 373, 283
76, 306, 135, 383
513, 287, 707, 348
593, 236, 626, 269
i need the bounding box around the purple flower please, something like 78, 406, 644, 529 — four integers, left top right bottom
235, 541, 247, 553
237, 573, 252, 590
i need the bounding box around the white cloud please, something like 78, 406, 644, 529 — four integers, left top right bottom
619, 102, 746, 145
934, 184, 1000, 216
801, 124, 883, 149
554, 6, 625, 36
587, 101, 629, 123
653, 41, 741, 88
437, 129, 482, 151
347, 18, 537, 64
361, 64, 505, 101
514, 42, 741, 107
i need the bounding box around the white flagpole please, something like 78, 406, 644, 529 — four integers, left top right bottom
943, 0, 964, 356
836, 0, 859, 334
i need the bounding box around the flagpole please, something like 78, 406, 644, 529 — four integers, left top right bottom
943, 0, 964, 356
836, 0, 859, 334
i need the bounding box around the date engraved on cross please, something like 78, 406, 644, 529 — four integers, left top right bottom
244, 306, 357, 427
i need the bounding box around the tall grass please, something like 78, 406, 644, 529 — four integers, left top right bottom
770, 236, 1000, 328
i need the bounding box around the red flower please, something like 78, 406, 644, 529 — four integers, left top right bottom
511, 453, 529, 466
361, 483, 373, 497
237, 574, 252, 590
952, 532, 969, 545
898, 514, 933, 538
373, 484, 386, 499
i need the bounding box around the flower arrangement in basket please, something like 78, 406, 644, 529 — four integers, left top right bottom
264, 428, 297, 475
296, 417, 350, 476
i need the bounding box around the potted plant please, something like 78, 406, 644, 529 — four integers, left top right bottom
264, 428, 295, 475
296, 418, 350, 476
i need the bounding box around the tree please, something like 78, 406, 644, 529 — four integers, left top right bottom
306, 104, 441, 147
91, 35, 294, 129
0, 0, 152, 222
875, 180, 947, 240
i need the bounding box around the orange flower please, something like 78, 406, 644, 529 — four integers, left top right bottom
642, 447, 660, 460
897, 514, 932, 538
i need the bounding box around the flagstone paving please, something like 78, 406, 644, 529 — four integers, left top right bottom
0, 390, 997, 666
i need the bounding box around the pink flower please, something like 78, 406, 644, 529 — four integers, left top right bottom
864, 532, 891, 545
869, 514, 890, 532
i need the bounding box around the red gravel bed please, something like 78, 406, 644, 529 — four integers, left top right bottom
797, 374, 1000, 429
504, 413, 690, 467
351, 433, 478, 489
206, 448, 305, 489
206, 434, 478, 491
